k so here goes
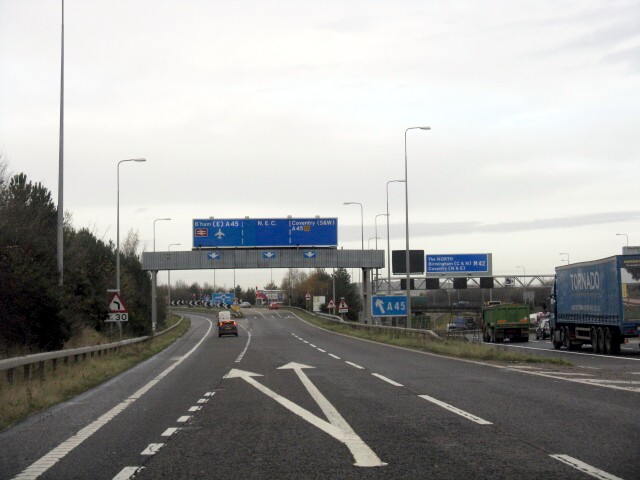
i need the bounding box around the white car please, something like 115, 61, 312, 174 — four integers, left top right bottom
239, 301, 252, 308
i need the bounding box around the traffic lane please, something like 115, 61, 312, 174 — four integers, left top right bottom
0, 314, 210, 479
282, 314, 640, 479
3, 313, 246, 480
495, 336, 640, 371
136, 314, 581, 479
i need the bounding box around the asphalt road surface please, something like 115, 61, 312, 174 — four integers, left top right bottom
2, 309, 639, 479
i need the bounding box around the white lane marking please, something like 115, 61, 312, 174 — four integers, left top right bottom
328, 354, 341, 359
419, 395, 492, 425
141, 443, 164, 455
371, 373, 403, 387
303, 340, 309, 344
317, 348, 327, 353
188, 406, 202, 412
234, 325, 252, 363
310, 344, 317, 348
498, 343, 640, 362
550, 454, 624, 480
511, 371, 594, 377
197, 398, 209, 404
112, 466, 142, 480
345, 361, 365, 370
12, 317, 213, 480
161, 428, 179, 437
177, 416, 191, 423
205, 392, 215, 396
227, 367, 385, 467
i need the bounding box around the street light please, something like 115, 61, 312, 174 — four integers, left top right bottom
386, 179, 405, 294
116, 158, 146, 292
560, 252, 570, 264
405, 126, 430, 329
343, 202, 364, 250
374, 213, 389, 294
616, 233, 629, 247
167, 243, 181, 316
368, 237, 380, 249
153, 218, 172, 252
343, 201, 364, 305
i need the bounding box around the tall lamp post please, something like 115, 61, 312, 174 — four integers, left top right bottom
560, 252, 570, 264
404, 126, 430, 328
153, 218, 171, 252
343, 201, 364, 307
374, 213, 388, 293
616, 233, 629, 247
116, 158, 146, 292
167, 243, 181, 316
386, 179, 405, 294
343, 202, 364, 250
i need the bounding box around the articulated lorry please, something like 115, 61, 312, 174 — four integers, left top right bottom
550, 255, 640, 354
482, 303, 531, 343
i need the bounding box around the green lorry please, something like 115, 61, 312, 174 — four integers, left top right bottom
482, 303, 531, 343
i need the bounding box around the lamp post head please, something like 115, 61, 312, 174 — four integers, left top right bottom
419, 127, 431, 130
132, 158, 146, 162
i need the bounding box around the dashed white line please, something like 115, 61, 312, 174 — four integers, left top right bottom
550, 454, 624, 480
309, 344, 317, 348
204, 392, 215, 396
197, 398, 209, 404
317, 348, 326, 353
328, 354, 341, 360
419, 395, 492, 425
161, 428, 179, 437
177, 416, 191, 423
112, 466, 142, 480
141, 443, 164, 456
188, 406, 202, 412
371, 373, 403, 387
345, 361, 365, 370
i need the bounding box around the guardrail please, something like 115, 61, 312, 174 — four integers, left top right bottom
0, 317, 185, 385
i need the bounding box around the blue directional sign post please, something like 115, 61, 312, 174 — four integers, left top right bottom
193, 218, 338, 248
371, 295, 407, 317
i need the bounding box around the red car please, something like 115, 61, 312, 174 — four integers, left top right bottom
269, 303, 280, 310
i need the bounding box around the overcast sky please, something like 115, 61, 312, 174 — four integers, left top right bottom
1, 0, 639, 292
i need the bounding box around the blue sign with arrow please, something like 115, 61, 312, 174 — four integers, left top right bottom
371, 295, 407, 317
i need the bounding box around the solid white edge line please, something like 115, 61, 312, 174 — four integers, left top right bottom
12, 316, 213, 480
419, 395, 492, 425
371, 373, 403, 387
550, 454, 624, 480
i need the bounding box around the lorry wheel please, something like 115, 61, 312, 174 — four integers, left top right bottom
597, 327, 605, 354
604, 328, 613, 354
562, 327, 571, 349
591, 327, 598, 352
551, 329, 562, 349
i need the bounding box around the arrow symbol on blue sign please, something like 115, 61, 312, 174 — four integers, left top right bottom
374, 299, 385, 314
207, 252, 221, 260
304, 251, 317, 258
263, 251, 277, 259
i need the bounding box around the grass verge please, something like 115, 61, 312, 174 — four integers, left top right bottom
0, 316, 191, 431
293, 309, 571, 366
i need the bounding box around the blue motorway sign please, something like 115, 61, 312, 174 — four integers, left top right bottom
426, 253, 491, 276
371, 295, 407, 317
193, 218, 338, 248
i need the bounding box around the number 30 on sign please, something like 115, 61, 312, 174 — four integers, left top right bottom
107, 313, 129, 322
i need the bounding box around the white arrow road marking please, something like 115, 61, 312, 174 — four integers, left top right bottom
113, 466, 143, 480
225, 367, 386, 467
